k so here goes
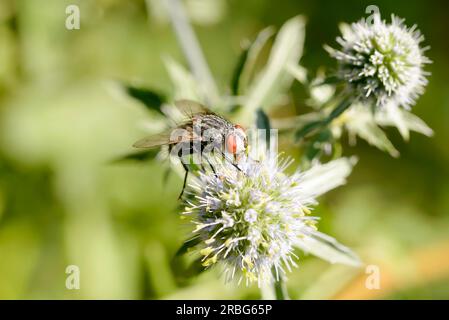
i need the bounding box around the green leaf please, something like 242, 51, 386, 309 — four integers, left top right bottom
295, 120, 323, 141
256, 108, 271, 130
310, 75, 341, 87
303, 129, 333, 161
384, 102, 410, 141
347, 119, 400, 158
236, 16, 306, 124
236, 27, 275, 95
304, 144, 322, 161
111, 149, 159, 163
184, 257, 207, 278
398, 110, 433, 137
231, 48, 249, 96
126, 86, 166, 115
295, 99, 352, 142
295, 229, 362, 267
286, 63, 307, 84
230, 27, 275, 113
164, 57, 205, 103
298, 157, 356, 198
323, 98, 353, 125
376, 108, 434, 138
256, 108, 272, 149
175, 236, 202, 257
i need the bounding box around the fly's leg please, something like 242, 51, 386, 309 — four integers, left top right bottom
178, 161, 189, 200
220, 151, 243, 172
205, 156, 216, 175
200, 160, 206, 172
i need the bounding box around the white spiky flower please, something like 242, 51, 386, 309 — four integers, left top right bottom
326, 14, 430, 109
182, 155, 361, 286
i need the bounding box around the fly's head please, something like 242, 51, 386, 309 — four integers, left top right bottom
226, 124, 248, 162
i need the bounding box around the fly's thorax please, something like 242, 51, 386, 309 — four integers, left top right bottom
195, 114, 234, 132
166, 114, 234, 163
192, 114, 234, 148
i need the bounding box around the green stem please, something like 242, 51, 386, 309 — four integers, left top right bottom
268, 267, 290, 300
322, 97, 353, 125
274, 277, 290, 300
158, 0, 220, 105
295, 96, 354, 141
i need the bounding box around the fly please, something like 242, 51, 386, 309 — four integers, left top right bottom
133, 100, 248, 198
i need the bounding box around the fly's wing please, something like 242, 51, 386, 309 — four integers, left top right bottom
133, 131, 173, 148
174, 99, 212, 118
133, 100, 210, 149
133, 127, 201, 149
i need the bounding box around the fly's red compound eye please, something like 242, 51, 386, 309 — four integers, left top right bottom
226, 132, 245, 154
226, 134, 238, 154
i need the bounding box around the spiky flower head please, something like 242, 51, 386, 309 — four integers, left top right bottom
182, 155, 360, 286
326, 14, 430, 109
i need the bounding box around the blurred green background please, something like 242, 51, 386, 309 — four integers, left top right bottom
0, 0, 448, 299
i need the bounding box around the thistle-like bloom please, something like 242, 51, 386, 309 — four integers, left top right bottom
182, 155, 360, 286
326, 14, 430, 109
